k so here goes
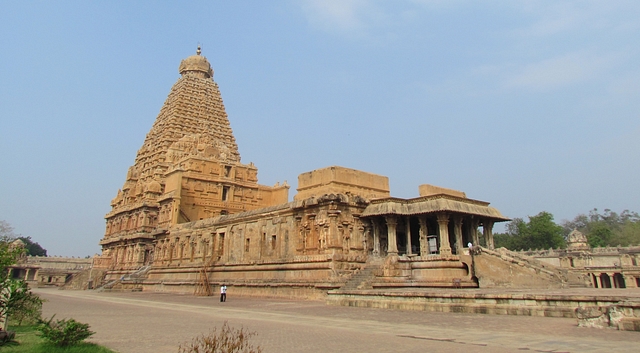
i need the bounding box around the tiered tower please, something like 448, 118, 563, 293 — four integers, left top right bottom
99, 48, 288, 268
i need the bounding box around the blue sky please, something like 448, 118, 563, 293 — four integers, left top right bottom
1, 1, 639, 256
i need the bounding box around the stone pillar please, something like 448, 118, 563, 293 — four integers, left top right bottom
595, 274, 602, 288
470, 218, 480, 246
372, 219, 380, 256
436, 214, 452, 255
453, 216, 463, 255
406, 217, 412, 255
419, 217, 428, 256
385, 215, 398, 255
483, 220, 495, 250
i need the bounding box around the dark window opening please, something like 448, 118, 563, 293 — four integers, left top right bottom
271, 235, 277, 250
224, 166, 232, 177
222, 186, 230, 201
245, 238, 250, 252
613, 273, 626, 288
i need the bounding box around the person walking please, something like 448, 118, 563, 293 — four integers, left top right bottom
220, 284, 227, 302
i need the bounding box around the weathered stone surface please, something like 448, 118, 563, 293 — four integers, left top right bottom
576, 306, 608, 328
574, 304, 640, 331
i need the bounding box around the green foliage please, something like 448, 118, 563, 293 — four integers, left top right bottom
1, 221, 28, 285
16, 237, 47, 257
1, 222, 32, 331
7, 281, 43, 326
562, 209, 640, 247
1, 324, 115, 353
178, 322, 263, 353
493, 211, 565, 250
37, 315, 95, 347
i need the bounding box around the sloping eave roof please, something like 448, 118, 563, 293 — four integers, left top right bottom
362, 195, 509, 221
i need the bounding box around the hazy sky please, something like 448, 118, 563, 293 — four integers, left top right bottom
1, 1, 639, 256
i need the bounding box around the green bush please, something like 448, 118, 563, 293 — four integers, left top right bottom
178, 321, 262, 353
6, 281, 43, 326
36, 315, 94, 347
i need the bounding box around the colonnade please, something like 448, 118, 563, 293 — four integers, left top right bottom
591, 272, 639, 288
6, 267, 38, 281
369, 213, 496, 257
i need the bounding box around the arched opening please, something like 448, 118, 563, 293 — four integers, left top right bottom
600, 273, 612, 288
591, 273, 599, 288
613, 273, 626, 288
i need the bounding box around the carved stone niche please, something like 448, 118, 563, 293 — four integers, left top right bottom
567, 229, 590, 251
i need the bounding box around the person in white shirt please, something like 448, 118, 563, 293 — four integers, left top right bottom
220, 285, 227, 302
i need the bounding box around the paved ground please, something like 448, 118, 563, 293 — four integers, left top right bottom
35, 288, 639, 353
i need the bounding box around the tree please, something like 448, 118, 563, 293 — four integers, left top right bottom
0, 221, 17, 242
562, 209, 640, 247
0, 236, 26, 330
0, 221, 43, 330
4, 280, 43, 326
17, 236, 47, 257
0, 220, 47, 256
493, 211, 565, 251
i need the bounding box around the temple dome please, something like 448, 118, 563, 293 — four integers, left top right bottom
146, 180, 162, 194
178, 46, 213, 78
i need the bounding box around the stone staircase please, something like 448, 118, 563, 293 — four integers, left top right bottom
477, 246, 590, 288
95, 265, 152, 292
341, 258, 384, 290
60, 268, 91, 290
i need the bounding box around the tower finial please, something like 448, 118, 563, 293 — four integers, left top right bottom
196, 45, 201, 55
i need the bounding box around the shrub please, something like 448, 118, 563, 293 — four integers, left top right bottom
178, 321, 262, 353
37, 315, 95, 347
7, 281, 43, 326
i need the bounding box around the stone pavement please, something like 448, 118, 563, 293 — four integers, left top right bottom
34, 288, 638, 353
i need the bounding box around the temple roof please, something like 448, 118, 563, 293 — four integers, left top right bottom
361, 194, 510, 221
178, 46, 214, 78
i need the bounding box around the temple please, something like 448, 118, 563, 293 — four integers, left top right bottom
95, 48, 519, 297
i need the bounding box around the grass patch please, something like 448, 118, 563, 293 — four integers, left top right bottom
1, 325, 116, 353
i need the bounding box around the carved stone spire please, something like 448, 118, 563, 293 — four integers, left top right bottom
109, 49, 240, 211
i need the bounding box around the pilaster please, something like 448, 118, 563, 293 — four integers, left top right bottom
385, 215, 398, 255
436, 213, 452, 255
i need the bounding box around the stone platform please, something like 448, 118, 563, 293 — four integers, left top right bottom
327, 287, 640, 330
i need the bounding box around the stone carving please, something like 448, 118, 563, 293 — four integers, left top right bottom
567, 229, 589, 250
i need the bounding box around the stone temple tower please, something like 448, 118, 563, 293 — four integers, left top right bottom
99, 48, 289, 267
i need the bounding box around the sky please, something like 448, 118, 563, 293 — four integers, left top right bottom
1, 1, 639, 257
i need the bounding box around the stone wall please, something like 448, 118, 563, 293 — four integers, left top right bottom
519, 246, 640, 288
